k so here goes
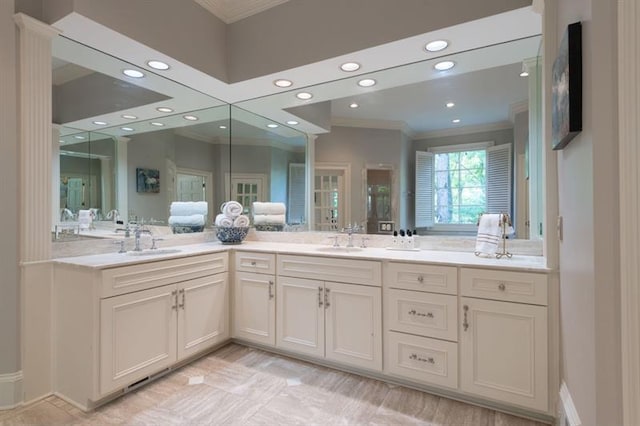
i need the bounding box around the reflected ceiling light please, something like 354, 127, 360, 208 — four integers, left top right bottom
349, 102, 359, 108
59, 140, 64, 143
156, 107, 174, 113
219, 125, 227, 129
452, 118, 461, 123
519, 62, 529, 77
74, 135, 85, 140
121, 114, 138, 120
147, 60, 170, 70
425, 40, 449, 52
122, 69, 144, 78
150, 122, 164, 126
520, 70, 529, 77
296, 92, 313, 100
121, 127, 134, 131
92, 120, 108, 125
446, 102, 455, 108
183, 115, 199, 121
286, 120, 299, 125
340, 62, 361, 72
267, 123, 279, 128
274, 79, 293, 88
357, 78, 376, 87
434, 61, 455, 71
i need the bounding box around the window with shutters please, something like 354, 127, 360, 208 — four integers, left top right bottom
415, 142, 511, 231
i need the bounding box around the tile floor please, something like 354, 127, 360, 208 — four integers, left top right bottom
0, 343, 548, 425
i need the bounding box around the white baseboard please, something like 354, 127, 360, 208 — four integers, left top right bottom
559, 381, 582, 426
0, 371, 23, 410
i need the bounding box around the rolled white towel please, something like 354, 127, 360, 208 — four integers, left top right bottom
170, 201, 208, 216
215, 213, 233, 227
253, 214, 286, 225
252, 202, 286, 215
233, 215, 250, 227
221, 201, 243, 218
168, 214, 205, 226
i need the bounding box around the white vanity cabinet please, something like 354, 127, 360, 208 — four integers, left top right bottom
232, 251, 276, 346
276, 255, 383, 371
54, 252, 229, 408
459, 268, 548, 412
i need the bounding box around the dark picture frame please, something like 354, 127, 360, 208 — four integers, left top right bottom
552, 22, 582, 150
136, 167, 160, 193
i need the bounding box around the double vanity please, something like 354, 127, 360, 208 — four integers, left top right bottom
52, 241, 553, 421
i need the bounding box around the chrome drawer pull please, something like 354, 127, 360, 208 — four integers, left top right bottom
417, 275, 424, 283
268, 280, 274, 300
324, 288, 331, 308
251, 261, 257, 266
171, 290, 177, 310
409, 354, 435, 364
463, 305, 469, 331
498, 282, 506, 291
408, 309, 434, 318
318, 286, 323, 307
178, 289, 185, 309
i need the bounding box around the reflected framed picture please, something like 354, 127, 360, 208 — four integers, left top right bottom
552, 22, 582, 150
136, 167, 160, 193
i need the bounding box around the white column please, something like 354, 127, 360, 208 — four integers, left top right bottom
619, 0, 640, 424
116, 137, 130, 223
526, 56, 543, 241
100, 157, 114, 214
305, 133, 317, 231
14, 13, 59, 262
51, 126, 60, 228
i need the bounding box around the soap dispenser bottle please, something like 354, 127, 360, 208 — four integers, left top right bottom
399, 229, 406, 249
406, 230, 414, 249
412, 229, 420, 249
392, 230, 398, 248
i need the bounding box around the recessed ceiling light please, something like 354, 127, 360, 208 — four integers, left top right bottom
92, 120, 108, 125
340, 62, 361, 72
150, 122, 164, 127
274, 79, 293, 88
147, 60, 170, 70
122, 69, 144, 78
446, 102, 455, 108
183, 115, 199, 121
267, 123, 279, 128
286, 120, 299, 125
74, 135, 85, 140
434, 61, 455, 71
121, 127, 134, 132
59, 140, 64, 143
296, 92, 313, 100
156, 107, 173, 113
349, 102, 359, 108
121, 114, 138, 120
357, 78, 376, 87
452, 119, 461, 123
425, 40, 449, 52
219, 125, 227, 129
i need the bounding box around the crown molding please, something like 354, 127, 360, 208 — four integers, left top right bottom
194, 0, 290, 24
175, 128, 303, 152
331, 117, 414, 137
13, 13, 60, 38
412, 121, 513, 140
509, 100, 529, 123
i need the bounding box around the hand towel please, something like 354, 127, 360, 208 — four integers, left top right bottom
221, 201, 243, 218
78, 209, 93, 230
253, 214, 286, 225
233, 214, 250, 227
215, 213, 234, 227
169, 214, 205, 226
170, 201, 208, 216
475, 214, 502, 256
252, 202, 286, 215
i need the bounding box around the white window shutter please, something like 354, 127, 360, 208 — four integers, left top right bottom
486, 144, 512, 215
288, 163, 306, 224
415, 151, 434, 227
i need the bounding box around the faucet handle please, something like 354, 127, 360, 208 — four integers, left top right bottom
329, 235, 340, 247
360, 237, 370, 248
114, 240, 126, 253
151, 237, 164, 250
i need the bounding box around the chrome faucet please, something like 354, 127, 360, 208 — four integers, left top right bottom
133, 224, 152, 251
341, 223, 361, 248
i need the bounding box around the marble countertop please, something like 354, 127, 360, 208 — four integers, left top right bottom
53, 241, 550, 272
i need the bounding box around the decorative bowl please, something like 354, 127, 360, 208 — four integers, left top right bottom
215, 226, 250, 244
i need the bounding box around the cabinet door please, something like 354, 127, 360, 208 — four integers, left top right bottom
276, 276, 324, 357
325, 282, 382, 371
233, 271, 276, 346
100, 284, 177, 395
460, 297, 548, 412
177, 273, 229, 361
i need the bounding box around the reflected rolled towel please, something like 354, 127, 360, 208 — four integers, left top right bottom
215, 213, 233, 227
233, 215, 250, 227
168, 214, 205, 226
221, 201, 243, 218
252, 202, 286, 215
475, 214, 502, 256
253, 214, 286, 225
170, 201, 208, 216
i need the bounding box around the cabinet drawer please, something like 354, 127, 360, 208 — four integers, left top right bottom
386, 262, 457, 295
385, 331, 458, 389
460, 268, 547, 306
278, 255, 381, 287
387, 289, 457, 341
101, 253, 228, 298
235, 251, 276, 275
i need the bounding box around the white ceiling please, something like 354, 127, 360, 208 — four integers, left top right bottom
194, 0, 291, 23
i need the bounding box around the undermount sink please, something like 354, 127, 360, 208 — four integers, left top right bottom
126, 248, 183, 256
315, 246, 364, 253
